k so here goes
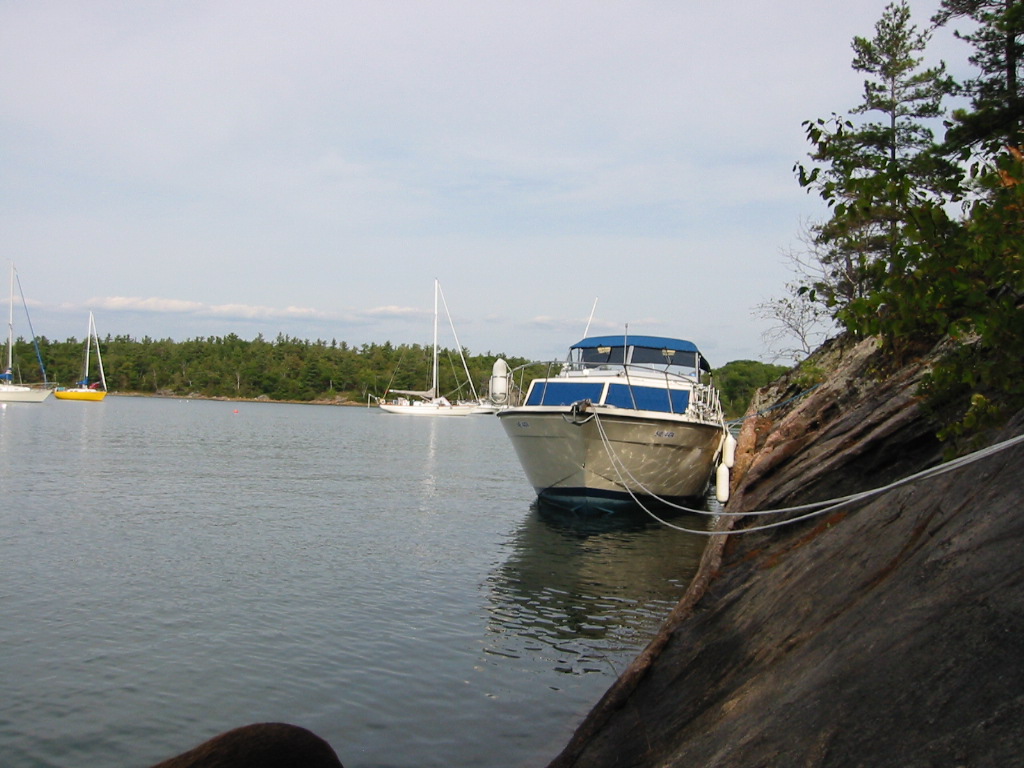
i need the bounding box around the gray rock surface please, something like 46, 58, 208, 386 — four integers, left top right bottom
548, 336, 1024, 767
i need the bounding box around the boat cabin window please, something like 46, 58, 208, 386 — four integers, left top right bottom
575, 344, 699, 371
606, 384, 690, 413
578, 345, 626, 366
630, 346, 694, 367
526, 381, 605, 406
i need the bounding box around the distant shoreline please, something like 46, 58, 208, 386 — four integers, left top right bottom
105, 391, 368, 407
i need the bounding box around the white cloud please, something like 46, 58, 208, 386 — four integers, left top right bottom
1, 0, 970, 362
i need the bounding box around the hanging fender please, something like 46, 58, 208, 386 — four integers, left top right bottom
722, 432, 737, 469
716, 463, 730, 503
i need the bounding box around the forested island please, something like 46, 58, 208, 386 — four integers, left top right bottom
8, 332, 786, 418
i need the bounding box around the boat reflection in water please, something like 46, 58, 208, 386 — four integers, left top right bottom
483, 495, 715, 676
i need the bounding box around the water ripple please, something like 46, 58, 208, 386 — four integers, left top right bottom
1, 398, 708, 768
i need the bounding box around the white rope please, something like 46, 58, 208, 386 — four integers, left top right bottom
591, 411, 1024, 536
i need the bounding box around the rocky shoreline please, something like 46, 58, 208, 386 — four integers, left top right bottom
546, 335, 1024, 767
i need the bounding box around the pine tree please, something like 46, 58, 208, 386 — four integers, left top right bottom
935, 0, 1024, 151
796, 1, 956, 316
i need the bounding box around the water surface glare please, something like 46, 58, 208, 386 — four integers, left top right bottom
0, 396, 709, 767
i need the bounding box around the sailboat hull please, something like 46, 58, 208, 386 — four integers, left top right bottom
0, 385, 52, 403
54, 388, 107, 402
378, 400, 474, 416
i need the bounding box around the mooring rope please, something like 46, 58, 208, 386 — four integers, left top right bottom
591, 412, 1024, 536
725, 383, 823, 428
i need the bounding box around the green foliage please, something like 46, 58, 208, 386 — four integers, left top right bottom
793, 362, 828, 391
796, 1, 959, 312
934, 0, 1024, 152
24, 333, 532, 404
798, 0, 1024, 437
713, 360, 790, 418
917, 148, 1024, 436
3, 337, 49, 385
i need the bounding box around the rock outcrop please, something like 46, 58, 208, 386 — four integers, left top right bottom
149, 723, 343, 768
547, 336, 1024, 767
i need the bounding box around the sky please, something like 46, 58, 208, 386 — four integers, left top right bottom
1, 1, 972, 366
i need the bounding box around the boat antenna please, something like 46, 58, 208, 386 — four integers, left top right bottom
582, 297, 598, 337
622, 323, 638, 408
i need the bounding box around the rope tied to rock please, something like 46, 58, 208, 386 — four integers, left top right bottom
592, 412, 1024, 536
725, 383, 823, 428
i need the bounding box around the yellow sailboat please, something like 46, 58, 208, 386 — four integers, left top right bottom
55, 312, 107, 402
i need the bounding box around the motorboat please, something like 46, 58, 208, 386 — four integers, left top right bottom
496, 335, 732, 513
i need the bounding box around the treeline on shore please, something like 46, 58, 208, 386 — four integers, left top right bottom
7, 332, 785, 418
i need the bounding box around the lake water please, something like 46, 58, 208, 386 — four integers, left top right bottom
0, 396, 711, 768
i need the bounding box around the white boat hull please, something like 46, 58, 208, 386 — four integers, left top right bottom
469, 401, 504, 414
0, 385, 52, 403
379, 401, 475, 416
499, 406, 723, 512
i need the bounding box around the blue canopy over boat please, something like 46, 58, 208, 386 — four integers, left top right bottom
570, 335, 711, 372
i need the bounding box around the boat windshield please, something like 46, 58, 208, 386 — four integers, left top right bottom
577, 344, 626, 366
573, 343, 700, 374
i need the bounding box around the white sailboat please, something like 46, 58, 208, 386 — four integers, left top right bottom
378, 280, 478, 416
54, 312, 107, 402
1, 263, 51, 403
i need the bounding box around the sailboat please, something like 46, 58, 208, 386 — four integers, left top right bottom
378, 279, 479, 416
1, 263, 52, 403
54, 312, 107, 402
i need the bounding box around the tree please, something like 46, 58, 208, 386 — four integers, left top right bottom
935, 0, 1024, 152
796, 0, 956, 322
795, 1, 1024, 436
754, 282, 832, 363
914, 145, 1024, 437
755, 227, 838, 363
713, 360, 791, 418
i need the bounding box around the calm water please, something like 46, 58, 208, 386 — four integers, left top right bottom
0, 396, 710, 768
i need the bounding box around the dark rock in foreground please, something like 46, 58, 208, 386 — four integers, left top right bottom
548, 337, 1024, 767
149, 723, 343, 768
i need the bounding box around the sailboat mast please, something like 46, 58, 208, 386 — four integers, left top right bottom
432, 278, 439, 399
6, 263, 13, 372
91, 312, 107, 390
437, 281, 479, 401
82, 313, 92, 384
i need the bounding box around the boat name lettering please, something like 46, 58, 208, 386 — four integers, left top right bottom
516, 420, 530, 428
654, 430, 676, 438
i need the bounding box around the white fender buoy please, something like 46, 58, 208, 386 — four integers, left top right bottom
716, 463, 730, 503
722, 432, 737, 469
490, 358, 510, 404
